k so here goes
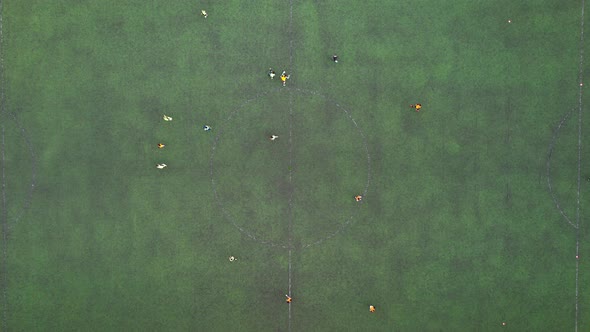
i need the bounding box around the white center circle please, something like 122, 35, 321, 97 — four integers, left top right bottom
210, 88, 370, 249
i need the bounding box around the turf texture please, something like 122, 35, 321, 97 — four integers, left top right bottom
1, 0, 589, 331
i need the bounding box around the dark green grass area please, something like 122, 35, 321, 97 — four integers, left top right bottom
1, 0, 589, 330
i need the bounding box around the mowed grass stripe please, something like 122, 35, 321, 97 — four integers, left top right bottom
1, 0, 8, 328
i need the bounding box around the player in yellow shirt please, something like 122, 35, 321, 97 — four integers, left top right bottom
410, 104, 422, 112
280, 71, 290, 86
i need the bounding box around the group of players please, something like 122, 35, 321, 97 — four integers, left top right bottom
154, 8, 430, 314
155, 115, 211, 169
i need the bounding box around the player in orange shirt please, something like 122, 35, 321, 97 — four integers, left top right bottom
355, 195, 362, 202
285, 295, 292, 303
157, 143, 165, 149
369, 305, 376, 313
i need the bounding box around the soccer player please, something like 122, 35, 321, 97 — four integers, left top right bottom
229, 256, 236, 262
203, 125, 211, 131
332, 54, 339, 63
268, 68, 276, 79
269, 135, 279, 141
156, 163, 167, 169
285, 295, 292, 303
369, 305, 376, 313
157, 143, 165, 149
163, 115, 173, 121
280, 71, 290, 86
355, 195, 362, 202
410, 104, 422, 112
201, 10, 208, 18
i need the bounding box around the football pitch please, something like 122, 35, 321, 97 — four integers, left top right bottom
1, 0, 589, 330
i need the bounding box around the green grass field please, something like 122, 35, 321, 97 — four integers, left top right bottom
1, 0, 589, 330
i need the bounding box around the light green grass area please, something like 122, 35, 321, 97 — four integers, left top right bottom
1, 0, 589, 330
